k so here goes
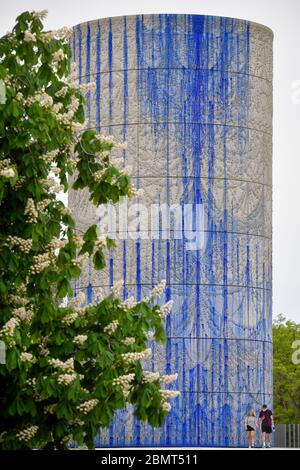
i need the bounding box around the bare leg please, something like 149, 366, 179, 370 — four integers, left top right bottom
247, 431, 251, 447
251, 431, 255, 447
261, 432, 266, 447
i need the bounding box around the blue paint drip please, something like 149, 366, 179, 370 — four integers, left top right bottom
85, 23, 91, 125
95, 21, 101, 131
87, 282, 93, 304
72, 28, 76, 62
122, 17, 128, 297
108, 18, 113, 126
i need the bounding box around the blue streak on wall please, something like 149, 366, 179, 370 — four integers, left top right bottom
85, 23, 91, 126
95, 21, 101, 131
108, 18, 113, 126
122, 17, 128, 301
108, 18, 114, 290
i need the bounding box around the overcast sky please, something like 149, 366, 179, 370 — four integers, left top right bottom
1, 0, 300, 322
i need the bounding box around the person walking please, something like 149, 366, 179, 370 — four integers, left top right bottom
245, 410, 258, 448
259, 404, 274, 448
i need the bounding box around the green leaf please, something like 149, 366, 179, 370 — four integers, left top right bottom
80, 239, 95, 255
72, 177, 85, 190
57, 249, 71, 265
57, 278, 72, 298
68, 265, 81, 278
11, 101, 20, 118
55, 421, 68, 438
138, 302, 153, 319
73, 427, 84, 446
154, 324, 167, 344
99, 404, 114, 426
106, 237, 116, 249
0, 182, 4, 203
118, 174, 130, 191
6, 349, 19, 372
93, 250, 106, 270
38, 63, 52, 83
53, 330, 66, 346
24, 398, 37, 417
139, 386, 154, 408
83, 224, 98, 242
55, 402, 73, 420
0, 279, 7, 295
16, 397, 25, 415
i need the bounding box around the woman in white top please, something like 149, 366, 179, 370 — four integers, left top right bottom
245, 410, 258, 448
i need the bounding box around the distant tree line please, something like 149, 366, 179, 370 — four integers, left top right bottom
273, 314, 300, 423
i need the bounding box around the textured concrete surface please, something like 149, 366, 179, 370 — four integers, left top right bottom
70, 14, 273, 447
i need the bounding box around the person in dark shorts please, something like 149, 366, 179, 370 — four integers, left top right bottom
259, 404, 274, 448
244, 410, 258, 448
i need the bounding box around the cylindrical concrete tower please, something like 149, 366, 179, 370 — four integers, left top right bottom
70, 14, 273, 447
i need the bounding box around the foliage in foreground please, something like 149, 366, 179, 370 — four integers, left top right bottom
0, 10, 178, 449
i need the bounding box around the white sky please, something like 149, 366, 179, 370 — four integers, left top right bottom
1, 0, 300, 323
